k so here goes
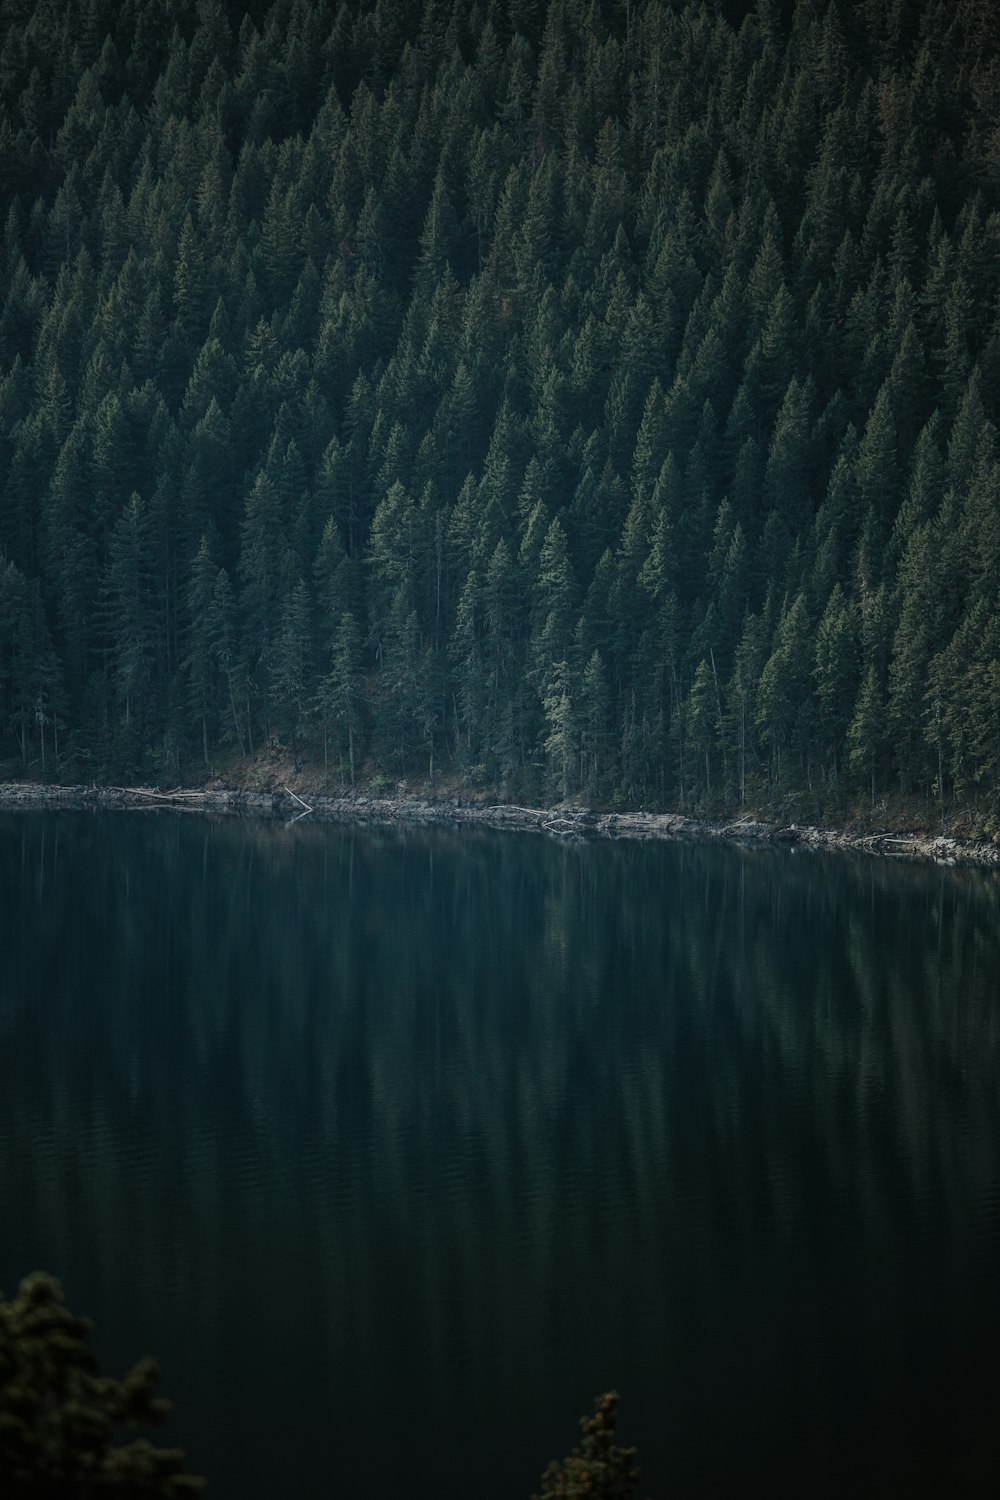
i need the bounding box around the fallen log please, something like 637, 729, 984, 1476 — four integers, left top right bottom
111, 786, 209, 802
284, 786, 314, 816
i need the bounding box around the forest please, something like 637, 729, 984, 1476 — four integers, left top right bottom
0, 0, 998, 823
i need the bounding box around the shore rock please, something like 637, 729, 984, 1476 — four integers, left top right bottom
1, 783, 998, 867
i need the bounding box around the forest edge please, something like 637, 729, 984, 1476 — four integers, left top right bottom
2, 780, 998, 867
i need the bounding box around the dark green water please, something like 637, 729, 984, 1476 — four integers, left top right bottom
2, 812, 1000, 1497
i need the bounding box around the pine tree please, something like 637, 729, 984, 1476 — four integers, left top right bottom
270, 578, 313, 767
0, 560, 47, 769
482, 538, 526, 783
534, 1392, 640, 1500
726, 612, 768, 809
104, 493, 155, 761
756, 594, 814, 790
530, 516, 578, 700
542, 658, 576, 801
764, 376, 814, 535
578, 648, 612, 801
887, 525, 938, 794
853, 380, 899, 569
210, 567, 247, 756
0, 1272, 204, 1498
686, 656, 718, 802
450, 567, 484, 762
239, 473, 282, 739
848, 664, 885, 808
814, 584, 859, 786
316, 610, 365, 786
376, 587, 422, 771
183, 535, 219, 767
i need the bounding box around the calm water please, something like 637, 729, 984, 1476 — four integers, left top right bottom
2, 812, 1000, 1497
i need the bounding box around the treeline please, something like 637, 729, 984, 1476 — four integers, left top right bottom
0, 0, 998, 819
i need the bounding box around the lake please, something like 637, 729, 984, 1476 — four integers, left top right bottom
1, 811, 999, 1496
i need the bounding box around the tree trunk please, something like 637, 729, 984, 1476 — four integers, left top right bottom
710, 648, 725, 785
228, 675, 246, 756
738, 695, 746, 807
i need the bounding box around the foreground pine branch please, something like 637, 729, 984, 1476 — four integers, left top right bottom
535, 1392, 642, 1500
0, 1274, 204, 1498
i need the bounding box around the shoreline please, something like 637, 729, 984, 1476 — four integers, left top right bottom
1, 781, 998, 867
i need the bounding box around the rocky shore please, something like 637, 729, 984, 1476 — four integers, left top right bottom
2, 780, 998, 867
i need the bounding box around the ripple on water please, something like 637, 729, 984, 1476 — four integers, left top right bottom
1, 813, 999, 1499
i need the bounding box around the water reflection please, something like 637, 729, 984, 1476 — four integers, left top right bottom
1, 813, 999, 1496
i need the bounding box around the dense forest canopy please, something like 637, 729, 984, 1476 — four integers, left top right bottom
0, 0, 998, 818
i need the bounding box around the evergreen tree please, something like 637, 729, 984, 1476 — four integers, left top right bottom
578, 648, 612, 801
211, 567, 248, 756
814, 584, 859, 786
848, 664, 885, 808
756, 594, 814, 791
317, 610, 365, 785
686, 656, 718, 802
183, 535, 219, 767
0, 1272, 204, 1497
270, 577, 313, 767
534, 1392, 640, 1500
727, 612, 768, 809
103, 493, 155, 765
530, 516, 578, 705
542, 658, 576, 800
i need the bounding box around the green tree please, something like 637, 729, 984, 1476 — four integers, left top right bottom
530, 517, 578, 697
756, 594, 814, 790
814, 584, 859, 785
0, 562, 59, 771
853, 381, 899, 569
450, 568, 484, 761
206, 566, 247, 757
183, 535, 219, 767
239, 473, 282, 741
534, 1392, 640, 1500
376, 587, 422, 770
317, 610, 365, 786
848, 664, 885, 808
482, 538, 526, 784
726, 612, 768, 809
542, 658, 577, 800
578, 648, 612, 801
270, 578, 313, 767
0, 1272, 203, 1497
686, 656, 719, 802
103, 494, 156, 761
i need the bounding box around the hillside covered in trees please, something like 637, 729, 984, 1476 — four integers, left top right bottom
0, 0, 998, 821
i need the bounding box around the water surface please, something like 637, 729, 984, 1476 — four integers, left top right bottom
2, 812, 999, 1496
